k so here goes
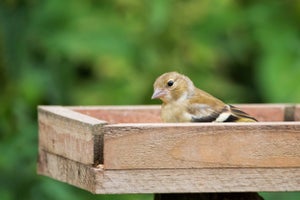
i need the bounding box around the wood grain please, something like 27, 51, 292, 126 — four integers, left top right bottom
38, 150, 97, 192
71, 105, 162, 123
37, 104, 300, 194
38, 151, 300, 194
295, 105, 300, 121
234, 104, 286, 122
104, 122, 300, 169
38, 106, 106, 164
70, 104, 291, 123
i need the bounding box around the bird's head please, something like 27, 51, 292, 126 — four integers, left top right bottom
151, 71, 195, 103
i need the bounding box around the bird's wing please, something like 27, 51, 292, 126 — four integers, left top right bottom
188, 104, 222, 122
188, 104, 257, 122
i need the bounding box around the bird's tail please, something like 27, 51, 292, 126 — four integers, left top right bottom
225, 105, 257, 122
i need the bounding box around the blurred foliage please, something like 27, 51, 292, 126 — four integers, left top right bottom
1, 0, 300, 199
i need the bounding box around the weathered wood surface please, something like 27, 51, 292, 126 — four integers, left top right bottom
38, 104, 298, 169
38, 106, 106, 164
233, 104, 287, 122
295, 105, 300, 121
38, 150, 300, 194
71, 104, 291, 123
38, 150, 97, 192
37, 104, 300, 194
103, 122, 300, 170
72, 105, 162, 123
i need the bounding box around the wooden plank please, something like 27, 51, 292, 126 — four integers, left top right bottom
71, 105, 162, 123
96, 168, 300, 194
234, 104, 287, 122
103, 122, 300, 170
38, 151, 300, 194
295, 105, 300, 121
37, 150, 97, 193
70, 104, 292, 123
38, 106, 106, 164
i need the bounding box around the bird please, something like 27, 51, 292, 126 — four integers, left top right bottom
151, 71, 257, 123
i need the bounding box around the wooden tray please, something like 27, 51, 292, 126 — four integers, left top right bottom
37, 104, 300, 194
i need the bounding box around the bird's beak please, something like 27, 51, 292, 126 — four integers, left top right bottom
151, 88, 166, 99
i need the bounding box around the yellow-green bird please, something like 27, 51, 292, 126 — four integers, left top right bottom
151, 71, 257, 123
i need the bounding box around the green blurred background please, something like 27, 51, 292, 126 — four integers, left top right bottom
1, 0, 300, 199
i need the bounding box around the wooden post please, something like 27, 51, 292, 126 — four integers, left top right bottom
154, 193, 264, 200
37, 104, 300, 198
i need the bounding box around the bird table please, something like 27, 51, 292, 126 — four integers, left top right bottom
37, 104, 300, 200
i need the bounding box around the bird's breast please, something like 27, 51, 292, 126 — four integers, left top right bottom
161, 102, 192, 123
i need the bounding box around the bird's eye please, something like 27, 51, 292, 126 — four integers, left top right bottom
167, 80, 174, 87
